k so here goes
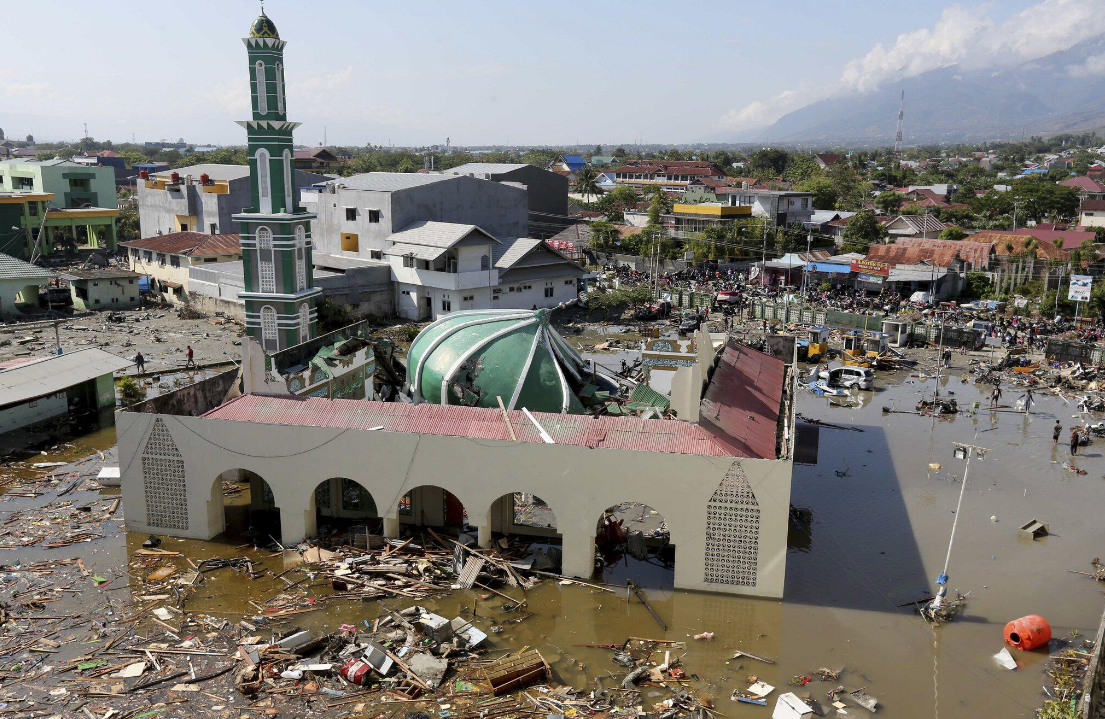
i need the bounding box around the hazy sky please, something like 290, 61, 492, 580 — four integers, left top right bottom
2, 0, 1102, 147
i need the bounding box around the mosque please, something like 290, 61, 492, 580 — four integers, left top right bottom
117, 8, 799, 599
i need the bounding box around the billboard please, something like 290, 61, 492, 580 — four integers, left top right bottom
850, 258, 890, 276
1069, 275, 1092, 302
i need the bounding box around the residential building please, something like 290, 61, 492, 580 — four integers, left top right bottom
0, 252, 51, 319
386, 221, 584, 320
306, 172, 528, 261
883, 214, 946, 239
1080, 200, 1105, 228
0, 349, 131, 436
611, 160, 725, 193
1012, 224, 1097, 250
137, 163, 326, 238
1059, 176, 1105, 201
72, 150, 125, 169
0, 159, 119, 253
813, 153, 842, 169
293, 147, 345, 172
663, 203, 752, 239
121, 231, 242, 304
589, 155, 618, 168
715, 188, 815, 226
548, 154, 586, 174
60, 267, 141, 310
442, 163, 569, 238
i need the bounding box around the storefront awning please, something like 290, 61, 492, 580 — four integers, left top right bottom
806, 262, 852, 274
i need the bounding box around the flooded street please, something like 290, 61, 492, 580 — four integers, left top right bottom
5, 344, 1103, 718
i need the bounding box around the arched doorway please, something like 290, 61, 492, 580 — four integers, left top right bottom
594, 502, 674, 588
398, 485, 469, 536
213, 469, 282, 545
309, 478, 382, 542
488, 492, 562, 571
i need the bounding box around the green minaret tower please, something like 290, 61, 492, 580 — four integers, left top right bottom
234, 7, 319, 352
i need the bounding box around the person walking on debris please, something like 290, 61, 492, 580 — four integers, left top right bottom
942, 348, 952, 368
135, 351, 145, 373
1054, 420, 1063, 446
185, 345, 195, 368
1070, 426, 1080, 456
991, 385, 1002, 407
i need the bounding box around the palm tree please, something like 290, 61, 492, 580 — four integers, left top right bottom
574, 166, 601, 203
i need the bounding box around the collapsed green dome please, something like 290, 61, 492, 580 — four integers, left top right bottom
407, 309, 588, 414
249, 11, 279, 39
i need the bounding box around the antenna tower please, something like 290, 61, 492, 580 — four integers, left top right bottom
894, 91, 904, 157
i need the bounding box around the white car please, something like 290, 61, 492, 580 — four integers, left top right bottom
818, 366, 875, 390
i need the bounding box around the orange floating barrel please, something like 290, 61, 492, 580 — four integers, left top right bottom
1004, 615, 1052, 650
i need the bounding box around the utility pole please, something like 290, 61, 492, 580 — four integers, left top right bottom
894, 90, 905, 159
928, 441, 990, 618
760, 216, 768, 288
802, 228, 812, 295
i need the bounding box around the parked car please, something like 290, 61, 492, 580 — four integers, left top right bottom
818, 365, 875, 390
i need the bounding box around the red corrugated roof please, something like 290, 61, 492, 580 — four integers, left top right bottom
202, 395, 745, 457
697, 340, 785, 460
120, 231, 241, 257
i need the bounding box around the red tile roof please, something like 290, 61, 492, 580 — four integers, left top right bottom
1060, 176, 1105, 193
120, 231, 241, 257
1081, 199, 1105, 212
698, 339, 785, 460
202, 395, 748, 457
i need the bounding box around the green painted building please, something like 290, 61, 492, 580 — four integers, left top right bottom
0, 158, 119, 256
232, 9, 319, 352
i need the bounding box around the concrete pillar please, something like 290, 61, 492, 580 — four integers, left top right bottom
280, 505, 312, 546
383, 515, 400, 539
561, 530, 596, 579
478, 523, 491, 549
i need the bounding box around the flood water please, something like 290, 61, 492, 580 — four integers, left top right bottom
17, 346, 1105, 718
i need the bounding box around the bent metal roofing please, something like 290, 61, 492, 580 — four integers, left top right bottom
203, 394, 765, 458
0, 348, 132, 407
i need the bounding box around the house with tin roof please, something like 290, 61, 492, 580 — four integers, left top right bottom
121, 231, 242, 304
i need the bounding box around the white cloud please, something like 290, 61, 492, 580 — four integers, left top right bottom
1068, 52, 1105, 76
719, 0, 1105, 133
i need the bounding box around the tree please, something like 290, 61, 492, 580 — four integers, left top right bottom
799, 176, 837, 210
874, 191, 904, 215
646, 186, 671, 227
589, 220, 619, 251
574, 166, 601, 202
839, 210, 886, 254
748, 148, 788, 178
117, 205, 140, 240
613, 147, 628, 157
939, 226, 967, 241
1094, 226, 1105, 243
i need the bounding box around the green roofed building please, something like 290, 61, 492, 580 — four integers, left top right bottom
406, 308, 590, 414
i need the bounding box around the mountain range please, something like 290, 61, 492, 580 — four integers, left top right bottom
748, 36, 1105, 146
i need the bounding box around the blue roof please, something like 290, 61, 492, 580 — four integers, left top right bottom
807, 261, 852, 274
562, 154, 586, 170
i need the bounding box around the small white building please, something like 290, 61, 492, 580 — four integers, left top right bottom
386, 221, 585, 321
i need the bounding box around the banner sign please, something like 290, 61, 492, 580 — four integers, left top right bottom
856, 273, 886, 284
1069, 275, 1092, 302
850, 259, 890, 276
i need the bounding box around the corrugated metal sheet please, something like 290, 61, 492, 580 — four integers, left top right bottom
203, 395, 740, 457
698, 340, 785, 460
0, 348, 132, 407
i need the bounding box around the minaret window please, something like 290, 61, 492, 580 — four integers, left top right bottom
276, 63, 285, 114
257, 226, 275, 293
283, 150, 294, 212
256, 149, 271, 214
255, 61, 268, 115
298, 303, 310, 343
295, 225, 307, 291
261, 305, 277, 349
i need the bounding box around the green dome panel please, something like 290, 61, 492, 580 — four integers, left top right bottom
407, 309, 587, 414
249, 11, 279, 38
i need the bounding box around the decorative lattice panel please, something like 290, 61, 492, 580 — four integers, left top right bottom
142, 419, 188, 530
704, 461, 760, 587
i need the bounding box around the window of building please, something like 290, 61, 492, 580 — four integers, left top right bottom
565, 279, 574, 285
299, 303, 309, 343
260, 305, 277, 348
441, 296, 452, 312
209, 223, 217, 234
157, 253, 166, 265
27, 202, 37, 217
143, 251, 152, 262
345, 207, 357, 221
179, 223, 189, 231
462, 294, 474, 302
508, 286, 515, 292
544, 286, 554, 298
257, 226, 275, 292
367, 209, 381, 223
255, 61, 268, 114
341, 233, 359, 252
370, 250, 382, 260
170, 256, 180, 268
480, 255, 490, 271
204, 257, 218, 263
403, 255, 415, 268
275, 63, 285, 114
295, 225, 307, 291
401, 290, 411, 296
283, 150, 293, 212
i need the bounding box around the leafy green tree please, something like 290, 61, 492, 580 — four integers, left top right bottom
939, 226, 967, 241
748, 148, 788, 177
574, 166, 601, 202
589, 220, 619, 251
874, 191, 904, 215
799, 176, 837, 209
117, 205, 140, 240
782, 154, 818, 183
964, 271, 991, 298
839, 210, 886, 254
1094, 227, 1105, 243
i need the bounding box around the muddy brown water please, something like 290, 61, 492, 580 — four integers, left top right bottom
9, 349, 1105, 717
